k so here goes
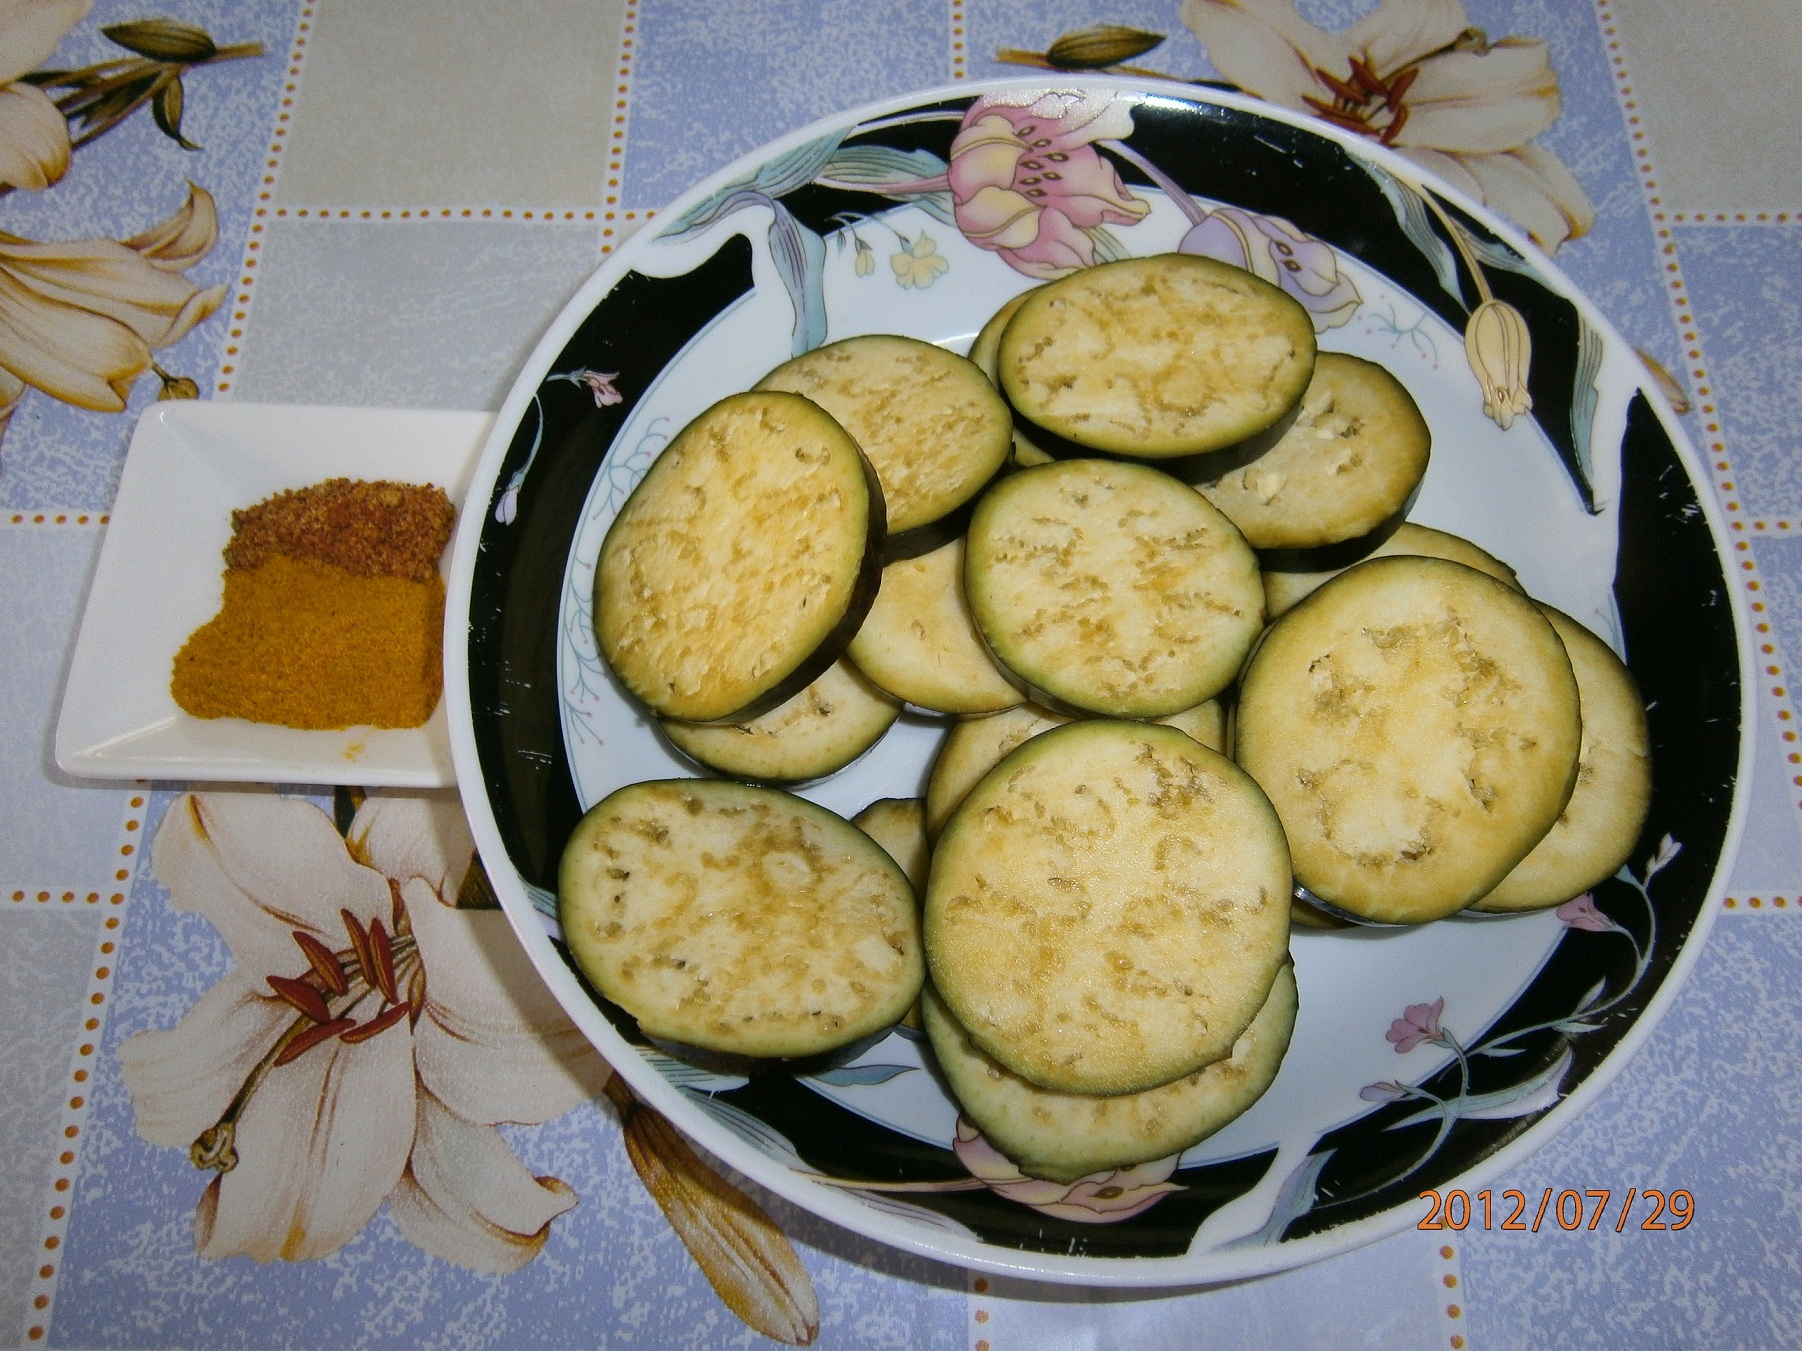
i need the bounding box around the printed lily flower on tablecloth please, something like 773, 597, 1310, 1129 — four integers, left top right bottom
1181, 0, 1594, 252
0, 0, 89, 191
119, 790, 610, 1272
0, 182, 225, 444
946, 91, 1149, 279
951, 1118, 1181, 1222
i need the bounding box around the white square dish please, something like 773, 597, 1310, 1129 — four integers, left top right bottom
56, 401, 491, 787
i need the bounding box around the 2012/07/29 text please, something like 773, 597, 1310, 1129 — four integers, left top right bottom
1418, 1188, 1694, 1232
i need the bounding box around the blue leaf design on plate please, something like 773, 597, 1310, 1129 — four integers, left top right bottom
660, 131, 844, 240
768, 202, 828, 355
1223, 1150, 1333, 1248
821, 144, 945, 186
1386, 1047, 1573, 1130
806, 1063, 918, 1087
1364, 162, 1461, 301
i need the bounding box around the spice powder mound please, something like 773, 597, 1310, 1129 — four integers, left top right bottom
171, 478, 456, 730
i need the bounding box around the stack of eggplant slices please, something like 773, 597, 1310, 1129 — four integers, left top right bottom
560, 253, 1650, 1184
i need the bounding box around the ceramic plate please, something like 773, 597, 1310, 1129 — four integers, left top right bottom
445, 79, 1749, 1285
58, 401, 489, 788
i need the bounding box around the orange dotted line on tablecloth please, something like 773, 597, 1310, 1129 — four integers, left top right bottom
270, 206, 600, 221
598, 2, 653, 255
1665, 212, 1795, 225
1730, 547, 1802, 813
8, 795, 142, 906
970, 1273, 991, 1347
3, 513, 107, 527
23, 793, 146, 1344
1439, 1242, 1467, 1348
219, 2, 316, 396
1724, 896, 1792, 910
951, 0, 967, 80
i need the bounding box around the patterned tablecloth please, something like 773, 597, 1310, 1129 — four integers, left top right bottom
3, 1, 1799, 1347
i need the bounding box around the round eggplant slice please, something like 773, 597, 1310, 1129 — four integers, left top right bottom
852, 795, 931, 1030
756, 334, 1012, 557
927, 720, 1292, 1096
851, 796, 930, 895
659, 658, 899, 784
925, 704, 1070, 839
996, 254, 1315, 460
1471, 607, 1652, 912
847, 537, 1024, 716
923, 697, 1226, 839
965, 458, 1264, 717
560, 779, 922, 1062
1198, 353, 1430, 557
595, 390, 883, 724
924, 965, 1297, 1183
968, 290, 1054, 468
1263, 522, 1522, 619
1235, 556, 1582, 925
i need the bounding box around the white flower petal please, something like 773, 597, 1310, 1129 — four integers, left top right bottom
119, 972, 291, 1149
124, 182, 219, 271
408, 882, 609, 1125
1448, 143, 1594, 252
1399, 41, 1560, 153
1181, 0, 1350, 108
386, 1089, 577, 1273
157, 280, 225, 347
0, 82, 68, 190
1346, 0, 1470, 76
348, 791, 472, 897
0, 235, 215, 346
151, 792, 392, 977
1398, 144, 1485, 201
0, 264, 143, 409
197, 1020, 417, 1262
0, 0, 91, 85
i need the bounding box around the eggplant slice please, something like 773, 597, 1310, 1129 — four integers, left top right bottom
756, 334, 1013, 559
927, 720, 1292, 1096
595, 390, 883, 723
996, 254, 1316, 460
1471, 606, 1652, 912
659, 658, 899, 784
965, 458, 1264, 717
1198, 352, 1430, 558
1263, 521, 1523, 619
1235, 555, 1583, 924
560, 779, 922, 1062
848, 537, 1024, 716
923, 964, 1297, 1183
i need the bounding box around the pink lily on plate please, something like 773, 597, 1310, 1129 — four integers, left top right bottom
1386, 995, 1448, 1054
1181, 0, 1594, 252
946, 90, 1149, 279
120, 790, 610, 1272
951, 1118, 1181, 1222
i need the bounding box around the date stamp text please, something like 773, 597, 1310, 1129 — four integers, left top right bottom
1418, 1188, 1694, 1232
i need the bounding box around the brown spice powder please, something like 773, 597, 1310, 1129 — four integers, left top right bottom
224, 478, 454, 582
173, 478, 455, 730
172, 556, 445, 729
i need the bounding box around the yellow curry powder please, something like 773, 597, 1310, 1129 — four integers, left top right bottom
172, 479, 455, 730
